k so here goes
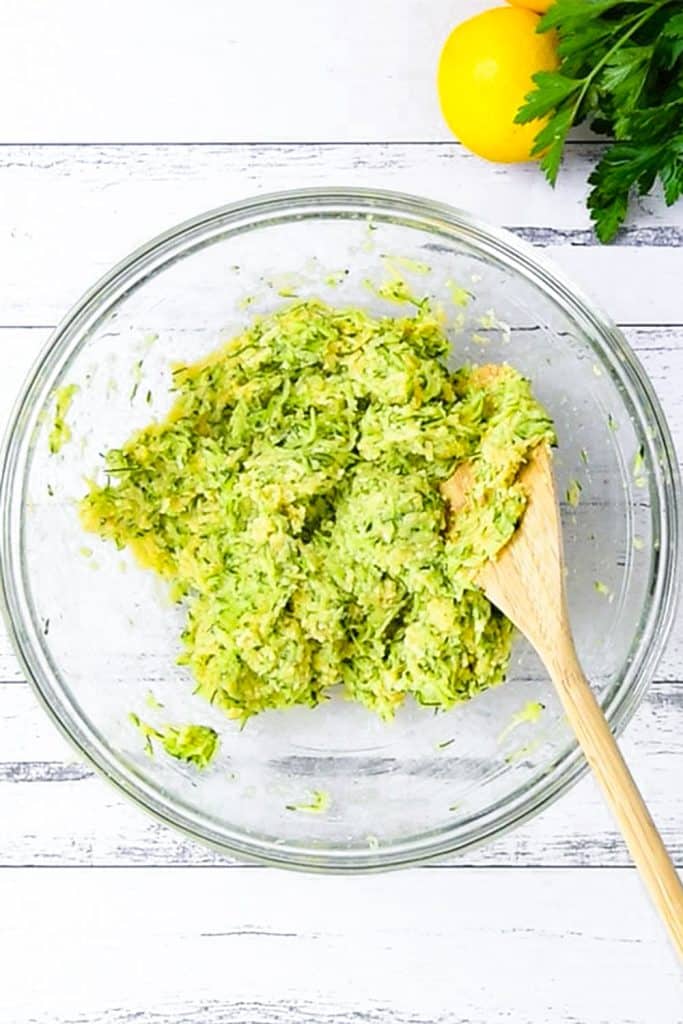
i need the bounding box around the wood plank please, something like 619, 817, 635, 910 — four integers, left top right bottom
3, 327, 681, 474
1, 324, 683, 686
1, 144, 683, 326
0, 681, 679, 868
0, 0, 560, 144
0, 867, 680, 1023
2, 326, 681, 458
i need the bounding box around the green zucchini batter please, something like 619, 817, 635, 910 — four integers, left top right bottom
81, 300, 554, 721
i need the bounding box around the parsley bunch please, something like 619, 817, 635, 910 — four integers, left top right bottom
516, 0, 683, 242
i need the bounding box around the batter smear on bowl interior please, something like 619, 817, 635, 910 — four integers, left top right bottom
80, 299, 554, 721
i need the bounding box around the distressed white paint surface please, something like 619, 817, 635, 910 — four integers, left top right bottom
0, 0, 540, 144
0, 5, 682, 1017
0, 680, 681, 868
1, 145, 683, 327
1, 868, 682, 1024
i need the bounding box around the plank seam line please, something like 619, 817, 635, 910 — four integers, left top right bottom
0, 863, 657, 871
2, 323, 683, 332
0, 139, 607, 149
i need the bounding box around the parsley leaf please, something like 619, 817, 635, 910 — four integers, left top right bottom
534, 106, 576, 185
516, 71, 582, 122
516, 0, 683, 242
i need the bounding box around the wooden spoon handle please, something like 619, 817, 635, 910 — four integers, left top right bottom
548, 642, 683, 958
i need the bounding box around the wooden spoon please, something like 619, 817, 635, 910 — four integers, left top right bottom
442, 442, 683, 957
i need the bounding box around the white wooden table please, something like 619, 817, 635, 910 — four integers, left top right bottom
0, 2, 681, 1021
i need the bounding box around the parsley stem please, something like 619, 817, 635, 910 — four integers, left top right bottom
570, 3, 664, 124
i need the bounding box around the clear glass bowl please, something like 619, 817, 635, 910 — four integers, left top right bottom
1, 189, 679, 870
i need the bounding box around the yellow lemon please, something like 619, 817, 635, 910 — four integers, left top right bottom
437, 7, 558, 163
506, 0, 554, 12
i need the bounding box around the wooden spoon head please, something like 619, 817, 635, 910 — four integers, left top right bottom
443, 443, 568, 656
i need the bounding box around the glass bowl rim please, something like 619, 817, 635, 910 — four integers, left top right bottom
1, 186, 680, 871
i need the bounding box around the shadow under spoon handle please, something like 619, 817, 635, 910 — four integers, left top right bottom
549, 641, 683, 959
